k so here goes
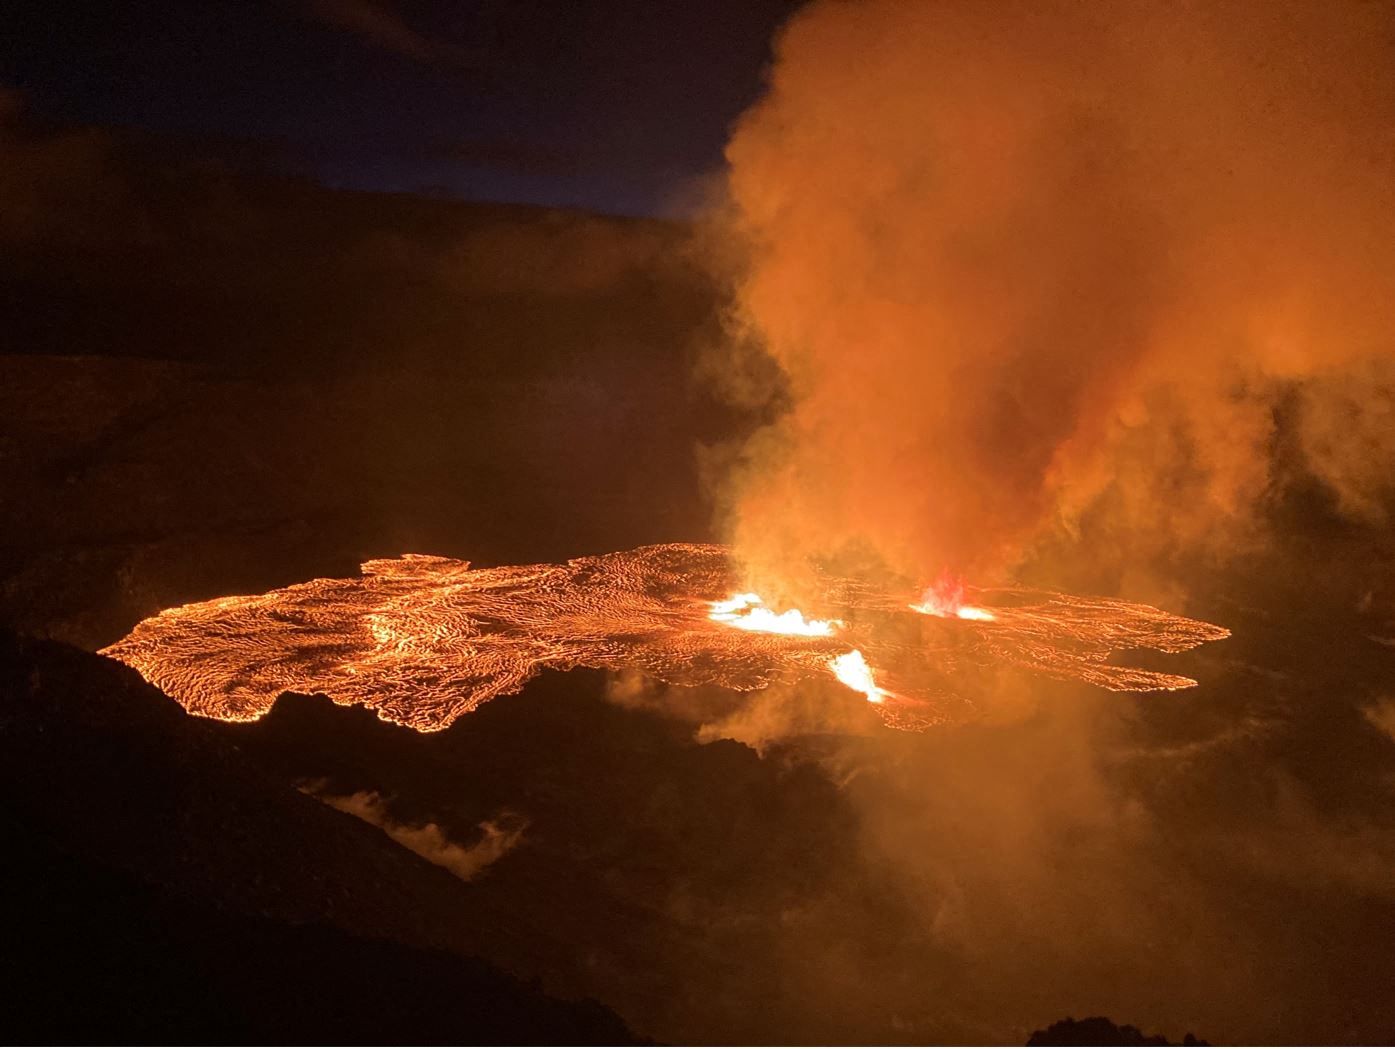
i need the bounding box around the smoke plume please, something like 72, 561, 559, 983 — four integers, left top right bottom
718, 0, 1395, 590
679, 9, 1395, 1041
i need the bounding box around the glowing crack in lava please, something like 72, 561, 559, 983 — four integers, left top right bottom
101, 543, 1229, 733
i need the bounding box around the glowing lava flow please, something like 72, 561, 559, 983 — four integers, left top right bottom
709, 593, 840, 636
706, 593, 884, 706
829, 650, 893, 705
910, 574, 996, 621
101, 543, 1228, 733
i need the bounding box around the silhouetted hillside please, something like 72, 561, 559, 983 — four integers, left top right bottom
1027, 1016, 1208, 1046
5, 831, 633, 1045
222, 675, 878, 1044
0, 631, 636, 1043
0, 117, 707, 376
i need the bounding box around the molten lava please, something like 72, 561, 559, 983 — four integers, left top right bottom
709, 593, 840, 636
101, 543, 1228, 733
910, 573, 996, 621
829, 650, 891, 705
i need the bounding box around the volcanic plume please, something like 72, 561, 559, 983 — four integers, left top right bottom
102, 543, 1226, 733
716, 0, 1395, 592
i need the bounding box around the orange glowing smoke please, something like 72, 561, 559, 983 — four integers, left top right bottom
718, 0, 1395, 600
100, 543, 1227, 733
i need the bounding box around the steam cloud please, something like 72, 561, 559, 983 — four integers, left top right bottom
717, 0, 1395, 588
308, 786, 526, 882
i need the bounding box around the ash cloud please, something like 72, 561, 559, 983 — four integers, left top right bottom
716, 0, 1395, 590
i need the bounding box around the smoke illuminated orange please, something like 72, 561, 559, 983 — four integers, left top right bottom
100, 543, 1227, 734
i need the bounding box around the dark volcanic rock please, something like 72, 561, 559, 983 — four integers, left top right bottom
1027, 1016, 1209, 1046
5, 831, 635, 1045
0, 631, 636, 1044
225, 672, 873, 1045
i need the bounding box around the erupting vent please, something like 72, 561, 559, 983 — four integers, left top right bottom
101, 543, 1228, 733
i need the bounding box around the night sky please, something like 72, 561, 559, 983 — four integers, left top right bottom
5, 0, 800, 215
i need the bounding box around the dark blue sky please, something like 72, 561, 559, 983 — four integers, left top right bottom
5, 0, 801, 215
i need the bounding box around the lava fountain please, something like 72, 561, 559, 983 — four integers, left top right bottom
100, 543, 1228, 733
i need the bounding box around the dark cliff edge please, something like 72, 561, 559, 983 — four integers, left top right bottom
0, 631, 637, 1044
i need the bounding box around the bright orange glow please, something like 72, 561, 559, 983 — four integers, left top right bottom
910, 573, 997, 622
910, 599, 996, 622
829, 649, 889, 704
709, 592, 840, 636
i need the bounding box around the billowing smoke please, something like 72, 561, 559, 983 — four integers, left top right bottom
717, 0, 1395, 590
677, 8, 1395, 1042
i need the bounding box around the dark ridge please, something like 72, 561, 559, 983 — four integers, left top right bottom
220, 675, 880, 1045
1027, 1016, 1209, 1047
0, 119, 708, 376
4, 827, 636, 1045
0, 630, 637, 1043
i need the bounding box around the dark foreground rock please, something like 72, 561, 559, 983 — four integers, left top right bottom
0, 631, 636, 1044
1028, 1016, 1208, 1046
